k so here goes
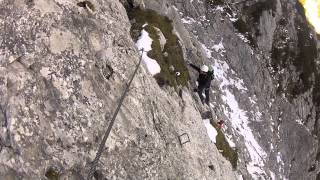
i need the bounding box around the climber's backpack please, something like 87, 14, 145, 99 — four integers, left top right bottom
208, 70, 214, 80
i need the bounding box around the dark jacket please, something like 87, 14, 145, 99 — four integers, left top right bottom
189, 64, 214, 89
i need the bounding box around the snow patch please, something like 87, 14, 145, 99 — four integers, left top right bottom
203, 119, 218, 143
236, 33, 250, 43
224, 133, 236, 148
230, 17, 238, 22
249, 97, 257, 105
215, 6, 224, 12
212, 58, 267, 179
276, 152, 287, 180
295, 119, 304, 126
201, 43, 213, 58
135, 30, 161, 75
247, 164, 266, 179
211, 60, 247, 91
270, 143, 274, 150
200, 40, 226, 58
270, 171, 276, 180
182, 17, 196, 24
200, 15, 207, 22
212, 39, 226, 55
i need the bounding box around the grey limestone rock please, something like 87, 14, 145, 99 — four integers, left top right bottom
0, 0, 237, 179
1, 0, 320, 179
135, 0, 320, 179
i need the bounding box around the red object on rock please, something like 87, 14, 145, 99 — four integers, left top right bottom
217, 120, 224, 129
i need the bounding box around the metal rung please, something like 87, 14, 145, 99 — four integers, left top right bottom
178, 133, 190, 146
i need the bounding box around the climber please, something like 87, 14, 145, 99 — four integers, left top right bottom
188, 62, 214, 106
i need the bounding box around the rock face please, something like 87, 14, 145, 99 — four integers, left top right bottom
0, 0, 237, 179
129, 0, 320, 179
1, 0, 320, 179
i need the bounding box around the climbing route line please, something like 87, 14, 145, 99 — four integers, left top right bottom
87, 49, 144, 180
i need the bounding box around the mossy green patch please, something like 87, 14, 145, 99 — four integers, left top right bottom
127, 8, 189, 88
211, 120, 238, 169
45, 167, 59, 180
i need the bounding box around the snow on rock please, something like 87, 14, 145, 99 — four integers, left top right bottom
247, 165, 267, 179
295, 119, 304, 126
135, 29, 161, 75
199, 15, 207, 22
238, 174, 244, 180
224, 133, 236, 148
270, 171, 276, 180
199, 40, 226, 58
276, 152, 288, 180
201, 43, 213, 58
212, 58, 268, 179
230, 17, 238, 22
203, 119, 218, 143
236, 33, 250, 43
212, 39, 226, 56
215, 6, 224, 12
211, 59, 247, 91
200, 43, 268, 178
182, 17, 196, 24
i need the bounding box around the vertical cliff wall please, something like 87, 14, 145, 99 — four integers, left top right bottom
1, 0, 320, 179
124, 0, 320, 179
0, 0, 238, 179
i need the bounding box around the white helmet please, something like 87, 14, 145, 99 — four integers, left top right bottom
200, 65, 209, 72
